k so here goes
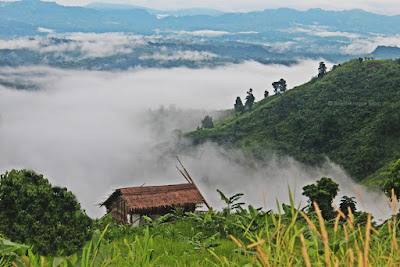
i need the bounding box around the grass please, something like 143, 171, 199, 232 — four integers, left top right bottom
1, 190, 399, 266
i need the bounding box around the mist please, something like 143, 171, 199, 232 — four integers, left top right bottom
0, 60, 393, 221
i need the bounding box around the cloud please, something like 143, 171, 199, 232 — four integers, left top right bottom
0, 61, 392, 221
268, 41, 296, 53
170, 30, 231, 37
164, 30, 259, 38
340, 34, 400, 54
37, 27, 55, 33
286, 24, 361, 39
0, 32, 148, 58
139, 50, 219, 61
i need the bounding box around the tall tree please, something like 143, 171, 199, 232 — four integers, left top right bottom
0, 170, 92, 255
272, 79, 287, 94
245, 88, 255, 110
318, 61, 327, 78
234, 96, 245, 113
302, 177, 339, 219
279, 78, 287, 93
272, 81, 280, 94
201, 115, 214, 129
264, 90, 269, 98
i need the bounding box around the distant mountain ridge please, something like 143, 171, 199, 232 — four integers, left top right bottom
85, 2, 225, 17
1, 0, 400, 37
372, 46, 400, 59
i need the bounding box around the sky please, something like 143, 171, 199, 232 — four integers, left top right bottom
36, 0, 400, 15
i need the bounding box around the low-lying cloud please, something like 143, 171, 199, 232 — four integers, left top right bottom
139, 50, 219, 61
166, 30, 259, 37
0, 32, 148, 58
341, 34, 400, 54
0, 61, 393, 221
286, 24, 361, 39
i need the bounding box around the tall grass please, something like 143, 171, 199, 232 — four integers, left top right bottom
1, 189, 399, 266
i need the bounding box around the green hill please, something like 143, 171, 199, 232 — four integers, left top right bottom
186, 59, 400, 184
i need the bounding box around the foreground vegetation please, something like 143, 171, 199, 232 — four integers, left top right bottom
1, 186, 400, 266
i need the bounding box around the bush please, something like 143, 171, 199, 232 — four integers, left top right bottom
0, 170, 92, 255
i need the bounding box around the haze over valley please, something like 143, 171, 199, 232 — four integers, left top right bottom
1, 0, 399, 221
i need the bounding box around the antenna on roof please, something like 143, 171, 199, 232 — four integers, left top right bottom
140, 183, 146, 187
176, 156, 213, 212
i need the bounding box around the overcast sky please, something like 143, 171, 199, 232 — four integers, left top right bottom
32, 0, 400, 15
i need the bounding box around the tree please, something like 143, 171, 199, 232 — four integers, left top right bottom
201, 115, 214, 129
302, 177, 339, 219
234, 96, 245, 113
318, 62, 327, 78
245, 88, 255, 110
0, 170, 92, 255
264, 90, 269, 98
382, 158, 400, 201
278, 78, 287, 93
339, 196, 357, 217
272, 81, 280, 94
272, 79, 287, 94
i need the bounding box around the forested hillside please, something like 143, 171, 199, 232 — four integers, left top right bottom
187, 59, 400, 183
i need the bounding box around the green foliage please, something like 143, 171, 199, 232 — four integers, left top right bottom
216, 189, 244, 214
318, 61, 327, 78
272, 78, 287, 94
302, 177, 339, 219
234, 96, 245, 113
1, 187, 400, 266
186, 59, 400, 182
0, 170, 92, 256
142, 214, 173, 228
339, 196, 357, 216
245, 88, 255, 110
382, 158, 400, 200
264, 90, 269, 98
201, 115, 214, 129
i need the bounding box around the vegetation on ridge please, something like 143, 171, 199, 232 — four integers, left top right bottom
187, 59, 400, 183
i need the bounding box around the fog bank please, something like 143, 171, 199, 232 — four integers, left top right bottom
0, 61, 392, 220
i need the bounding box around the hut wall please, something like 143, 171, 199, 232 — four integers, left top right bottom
109, 196, 129, 223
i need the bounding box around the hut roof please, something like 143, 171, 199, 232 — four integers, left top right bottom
101, 183, 205, 213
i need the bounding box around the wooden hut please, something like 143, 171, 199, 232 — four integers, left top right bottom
101, 183, 207, 225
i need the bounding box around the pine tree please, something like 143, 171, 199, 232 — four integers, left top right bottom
234, 96, 245, 113
245, 88, 255, 110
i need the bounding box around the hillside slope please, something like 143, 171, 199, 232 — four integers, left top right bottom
187, 59, 400, 183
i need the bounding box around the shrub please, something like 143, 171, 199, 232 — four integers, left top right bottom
0, 170, 92, 255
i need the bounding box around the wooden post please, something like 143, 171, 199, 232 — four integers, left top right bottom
176, 157, 213, 213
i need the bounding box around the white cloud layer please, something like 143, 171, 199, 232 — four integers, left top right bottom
0, 32, 148, 58
0, 61, 394, 221
341, 34, 400, 54
286, 24, 361, 39
139, 50, 218, 61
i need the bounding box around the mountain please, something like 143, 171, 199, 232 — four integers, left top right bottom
85, 3, 225, 17
0, 0, 158, 35
186, 59, 400, 184
372, 46, 400, 59
2, 0, 400, 36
